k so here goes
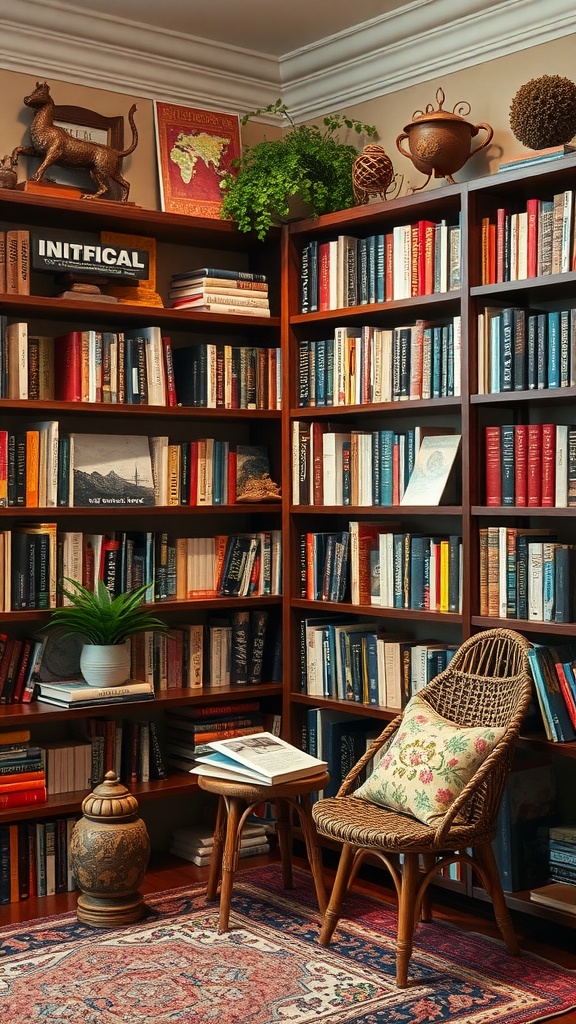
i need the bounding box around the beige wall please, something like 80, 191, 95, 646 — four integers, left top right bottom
1, 33, 575, 210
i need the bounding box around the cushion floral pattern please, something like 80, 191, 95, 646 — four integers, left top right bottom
353, 693, 505, 825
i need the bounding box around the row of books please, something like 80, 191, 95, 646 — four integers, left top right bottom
302, 526, 462, 614
479, 189, 576, 287
527, 642, 576, 743
0, 729, 47, 809
292, 422, 460, 508
0, 524, 283, 612
2, 321, 176, 406
477, 305, 576, 395
0, 422, 274, 510
168, 267, 271, 317
299, 615, 458, 706
484, 423, 576, 508
479, 527, 574, 624
0, 319, 282, 410
0, 817, 78, 904
304, 708, 382, 799
172, 342, 281, 409
297, 318, 462, 408
299, 219, 461, 313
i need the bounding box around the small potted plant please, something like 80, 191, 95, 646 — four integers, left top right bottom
220, 100, 378, 240
45, 579, 168, 687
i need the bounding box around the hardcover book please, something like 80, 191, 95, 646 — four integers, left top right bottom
70, 434, 155, 507
191, 731, 327, 786
400, 434, 461, 506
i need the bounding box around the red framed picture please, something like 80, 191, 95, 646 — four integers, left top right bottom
154, 101, 241, 218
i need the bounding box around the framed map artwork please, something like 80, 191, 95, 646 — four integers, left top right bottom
154, 101, 241, 218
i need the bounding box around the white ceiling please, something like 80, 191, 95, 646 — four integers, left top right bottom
0, 0, 575, 119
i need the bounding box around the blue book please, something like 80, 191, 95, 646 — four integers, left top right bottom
547, 311, 561, 388
375, 234, 385, 303
364, 631, 379, 704
379, 430, 395, 506
526, 313, 538, 390
500, 307, 514, 391
325, 338, 334, 406
527, 645, 576, 742
410, 535, 430, 611
308, 241, 319, 312
315, 338, 326, 406
431, 326, 442, 397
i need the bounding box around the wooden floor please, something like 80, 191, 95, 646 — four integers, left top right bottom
2, 852, 576, 1021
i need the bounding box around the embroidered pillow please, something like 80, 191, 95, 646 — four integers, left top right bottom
353, 692, 505, 825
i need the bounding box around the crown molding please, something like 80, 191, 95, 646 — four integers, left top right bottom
0, 0, 573, 119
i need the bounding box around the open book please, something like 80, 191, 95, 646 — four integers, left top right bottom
190, 731, 327, 786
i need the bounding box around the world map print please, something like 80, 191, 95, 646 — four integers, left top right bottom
155, 101, 241, 218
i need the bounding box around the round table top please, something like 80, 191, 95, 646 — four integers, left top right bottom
196, 770, 330, 801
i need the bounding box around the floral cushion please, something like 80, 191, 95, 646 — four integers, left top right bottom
353, 693, 505, 825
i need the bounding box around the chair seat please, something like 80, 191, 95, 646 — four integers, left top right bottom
313, 795, 495, 852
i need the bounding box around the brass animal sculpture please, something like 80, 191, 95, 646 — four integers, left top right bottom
11, 81, 138, 201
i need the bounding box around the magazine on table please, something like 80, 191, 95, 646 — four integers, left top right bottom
190, 731, 327, 786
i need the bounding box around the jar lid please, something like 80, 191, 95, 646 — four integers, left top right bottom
81, 770, 140, 821
404, 88, 476, 132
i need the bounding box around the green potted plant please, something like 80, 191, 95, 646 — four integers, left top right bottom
45, 579, 168, 687
220, 100, 378, 240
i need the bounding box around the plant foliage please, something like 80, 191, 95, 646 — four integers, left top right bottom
45, 579, 168, 645
220, 100, 377, 240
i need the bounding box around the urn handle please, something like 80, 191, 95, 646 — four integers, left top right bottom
470, 122, 494, 157
395, 132, 414, 163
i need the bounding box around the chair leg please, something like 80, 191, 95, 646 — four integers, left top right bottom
396, 852, 420, 988
217, 795, 243, 934
474, 843, 519, 954
206, 795, 226, 901
319, 842, 355, 946
275, 798, 294, 890
295, 791, 327, 915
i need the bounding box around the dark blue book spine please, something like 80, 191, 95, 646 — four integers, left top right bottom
547, 311, 561, 388
501, 425, 515, 506
500, 307, 514, 391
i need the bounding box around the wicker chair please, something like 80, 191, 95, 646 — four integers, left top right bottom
312, 628, 534, 987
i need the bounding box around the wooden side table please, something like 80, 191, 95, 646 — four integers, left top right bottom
197, 771, 329, 932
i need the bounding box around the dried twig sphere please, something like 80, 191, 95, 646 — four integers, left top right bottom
509, 75, 576, 149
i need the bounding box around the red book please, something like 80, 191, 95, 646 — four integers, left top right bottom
306, 532, 315, 600
541, 423, 556, 507
11, 639, 33, 705
514, 424, 528, 506
318, 242, 331, 311
0, 787, 47, 809
410, 222, 419, 297
227, 447, 237, 505
0, 775, 45, 793
526, 423, 543, 506
526, 198, 539, 278
485, 425, 502, 505
553, 659, 576, 729
162, 336, 177, 406
54, 331, 83, 401
392, 438, 401, 506
418, 220, 436, 295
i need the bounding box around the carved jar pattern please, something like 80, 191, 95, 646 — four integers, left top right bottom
69, 770, 150, 926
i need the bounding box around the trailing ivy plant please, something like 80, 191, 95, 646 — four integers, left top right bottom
220, 100, 377, 240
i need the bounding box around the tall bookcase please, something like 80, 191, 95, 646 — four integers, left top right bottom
0, 189, 284, 891
282, 152, 576, 927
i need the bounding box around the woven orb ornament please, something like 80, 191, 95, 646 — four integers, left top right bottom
509, 75, 576, 150
352, 144, 395, 204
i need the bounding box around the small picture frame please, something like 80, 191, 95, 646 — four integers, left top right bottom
52, 105, 124, 150
154, 100, 240, 218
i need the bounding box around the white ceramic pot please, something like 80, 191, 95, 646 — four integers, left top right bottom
80, 641, 131, 687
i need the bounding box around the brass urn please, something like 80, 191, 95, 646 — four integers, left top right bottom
69, 770, 150, 927
396, 88, 493, 190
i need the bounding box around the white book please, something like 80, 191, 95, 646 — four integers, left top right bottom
498, 526, 508, 619
38, 678, 155, 702
401, 434, 461, 506
516, 211, 528, 280
555, 424, 568, 506
393, 224, 411, 300
191, 731, 327, 786
7, 321, 28, 399
561, 190, 574, 274
170, 841, 270, 866
453, 315, 462, 397
527, 542, 543, 621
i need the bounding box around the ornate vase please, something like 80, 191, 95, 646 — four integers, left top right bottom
69, 771, 150, 926
396, 87, 493, 189
80, 640, 131, 687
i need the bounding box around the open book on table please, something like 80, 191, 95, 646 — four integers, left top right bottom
190, 731, 327, 786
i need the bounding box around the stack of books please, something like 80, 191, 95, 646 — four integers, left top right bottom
0, 728, 47, 809
548, 824, 576, 886
36, 678, 156, 709
169, 821, 270, 866
168, 267, 271, 316
164, 704, 265, 774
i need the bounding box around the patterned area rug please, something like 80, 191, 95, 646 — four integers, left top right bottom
0, 865, 574, 1023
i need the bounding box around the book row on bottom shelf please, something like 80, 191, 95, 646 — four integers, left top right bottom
0, 815, 78, 904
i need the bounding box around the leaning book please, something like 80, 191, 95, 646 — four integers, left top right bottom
400, 434, 461, 506
190, 731, 327, 786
